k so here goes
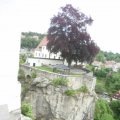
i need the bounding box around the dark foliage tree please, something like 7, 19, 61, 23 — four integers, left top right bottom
47, 4, 99, 66
109, 100, 120, 120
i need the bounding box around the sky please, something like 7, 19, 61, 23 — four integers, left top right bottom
0, 0, 120, 53
0, 0, 120, 111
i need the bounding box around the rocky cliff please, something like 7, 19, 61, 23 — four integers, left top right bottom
20, 71, 96, 120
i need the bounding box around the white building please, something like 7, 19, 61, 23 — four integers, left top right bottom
34, 37, 62, 59
27, 37, 64, 66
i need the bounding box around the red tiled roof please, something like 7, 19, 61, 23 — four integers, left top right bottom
105, 61, 116, 65
112, 90, 120, 100
35, 37, 48, 51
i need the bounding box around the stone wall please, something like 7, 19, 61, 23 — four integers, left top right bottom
20, 64, 96, 92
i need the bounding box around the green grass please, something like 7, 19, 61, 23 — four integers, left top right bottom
70, 73, 82, 77
78, 85, 88, 93
36, 66, 53, 72
36, 65, 84, 76
52, 77, 68, 86
64, 90, 77, 96
65, 85, 89, 96
21, 103, 35, 120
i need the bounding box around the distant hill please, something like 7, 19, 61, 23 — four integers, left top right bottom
96, 51, 120, 63
21, 32, 46, 49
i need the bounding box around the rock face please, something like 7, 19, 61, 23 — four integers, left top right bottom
21, 74, 96, 120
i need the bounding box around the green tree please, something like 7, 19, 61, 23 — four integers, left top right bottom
21, 37, 39, 49
105, 72, 120, 93
96, 51, 106, 63
109, 100, 120, 120
47, 4, 99, 66
101, 113, 114, 120
20, 54, 27, 64
94, 99, 114, 120
95, 84, 105, 94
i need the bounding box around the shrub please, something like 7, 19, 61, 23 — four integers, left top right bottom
94, 99, 114, 120
94, 68, 112, 78
78, 85, 88, 93
109, 100, 120, 120
94, 68, 106, 78
31, 71, 37, 78
86, 64, 94, 72
19, 54, 27, 64
65, 86, 88, 96
52, 77, 68, 86
101, 113, 114, 120
95, 84, 105, 94
18, 69, 25, 80
64, 90, 77, 96
21, 103, 35, 120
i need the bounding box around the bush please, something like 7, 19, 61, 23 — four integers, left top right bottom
94, 68, 107, 78
65, 86, 88, 96
86, 64, 95, 72
94, 99, 114, 120
31, 71, 37, 78
95, 84, 105, 94
101, 113, 114, 120
52, 77, 68, 86
109, 100, 120, 120
78, 85, 88, 93
19, 54, 27, 64
18, 69, 25, 80
21, 103, 34, 120
64, 90, 77, 96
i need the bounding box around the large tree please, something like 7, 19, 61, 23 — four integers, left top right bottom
47, 4, 99, 66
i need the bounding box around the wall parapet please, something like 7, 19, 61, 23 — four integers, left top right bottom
20, 64, 96, 91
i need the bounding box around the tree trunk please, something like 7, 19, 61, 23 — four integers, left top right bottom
49, 53, 51, 59
76, 60, 77, 66
67, 60, 72, 67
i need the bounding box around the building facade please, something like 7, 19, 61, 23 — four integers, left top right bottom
27, 37, 64, 67
34, 37, 62, 59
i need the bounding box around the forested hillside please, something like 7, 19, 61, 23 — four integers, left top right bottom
96, 51, 120, 62
21, 32, 46, 49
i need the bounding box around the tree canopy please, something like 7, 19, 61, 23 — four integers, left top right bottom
109, 100, 120, 120
21, 32, 46, 49
21, 37, 39, 49
95, 51, 120, 63
94, 99, 114, 120
47, 4, 99, 66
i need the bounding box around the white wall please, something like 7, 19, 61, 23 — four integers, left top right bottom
34, 46, 62, 59
27, 58, 63, 66
0, 23, 21, 111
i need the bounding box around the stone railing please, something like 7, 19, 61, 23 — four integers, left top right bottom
19, 64, 96, 91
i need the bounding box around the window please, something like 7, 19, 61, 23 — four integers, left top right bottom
39, 53, 40, 56
54, 56, 56, 59
42, 53, 44, 58
42, 46, 44, 50
39, 47, 42, 51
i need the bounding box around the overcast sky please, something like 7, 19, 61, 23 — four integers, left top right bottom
0, 0, 120, 53
0, 0, 120, 111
